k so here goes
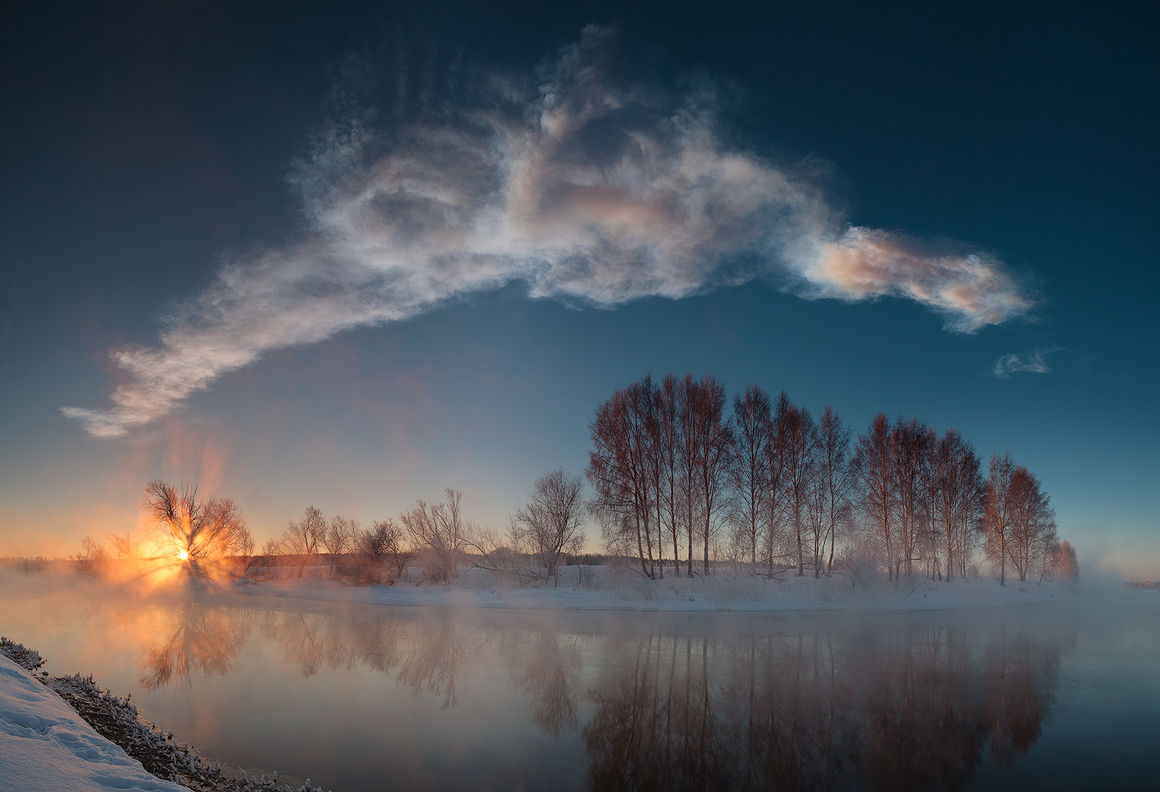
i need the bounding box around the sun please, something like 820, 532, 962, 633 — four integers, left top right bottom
177, 549, 189, 562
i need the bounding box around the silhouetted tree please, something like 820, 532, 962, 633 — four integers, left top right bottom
984, 453, 1015, 585
143, 480, 252, 576
855, 414, 895, 580
655, 375, 681, 577
730, 385, 773, 568
775, 394, 818, 576
359, 518, 408, 581
688, 375, 731, 574
588, 380, 659, 578
815, 405, 854, 574
891, 417, 935, 579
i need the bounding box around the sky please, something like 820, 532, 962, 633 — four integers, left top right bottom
1, 1, 1156, 577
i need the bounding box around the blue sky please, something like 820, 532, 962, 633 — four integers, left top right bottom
1, 2, 1156, 576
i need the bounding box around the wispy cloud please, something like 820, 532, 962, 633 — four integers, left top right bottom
992, 347, 1058, 379
63, 26, 1037, 437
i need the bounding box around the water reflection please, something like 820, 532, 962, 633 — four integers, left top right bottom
582, 621, 1072, 791
140, 603, 250, 689
134, 601, 1074, 789
503, 629, 582, 735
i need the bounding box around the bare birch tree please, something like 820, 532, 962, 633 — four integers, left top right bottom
816, 406, 854, 574
890, 417, 935, 580
931, 430, 984, 581
688, 375, 731, 574
775, 394, 818, 577
984, 453, 1015, 585
729, 385, 772, 569
854, 414, 894, 580
588, 381, 659, 578
1005, 466, 1056, 583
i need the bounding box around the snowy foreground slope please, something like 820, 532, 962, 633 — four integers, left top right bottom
0, 655, 190, 792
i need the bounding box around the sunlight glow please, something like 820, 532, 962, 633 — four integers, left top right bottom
177, 549, 189, 562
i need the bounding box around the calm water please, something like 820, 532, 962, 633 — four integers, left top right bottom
2, 579, 1158, 790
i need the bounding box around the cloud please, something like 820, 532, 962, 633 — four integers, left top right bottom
991, 347, 1058, 379
804, 228, 1034, 332
62, 26, 1037, 437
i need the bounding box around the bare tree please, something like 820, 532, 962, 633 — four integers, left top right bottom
984, 453, 1015, 585
322, 515, 359, 572
656, 375, 681, 578
144, 480, 252, 576
108, 532, 137, 560
890, 417, 935, 580
688, 375, 731, 574
816, 406, 854, 574
355, 518, 407, 582
855, 414, 895, 580
1052, 539, 1079, 583
775, 394, 818, 577
763, 393, 789, 576
588, 381, 658, 578
73, 536, 110, 576
511, 469, 586, 581
400, 488, 465, 582
931, 430, 984, 581
283, 505, 327, 576
1005, 466, 1056, 583
677, 375, 699, 577
729, 385, 772, 569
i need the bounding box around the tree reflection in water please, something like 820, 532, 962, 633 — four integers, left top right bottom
502, 629, 582, 735
136, 602, 1073, 789
584, 618, 1073, 791
140, 603, 251, 689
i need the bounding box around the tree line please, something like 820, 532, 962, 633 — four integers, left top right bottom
70, 372, 1076, 589
586, 373, 1074, 585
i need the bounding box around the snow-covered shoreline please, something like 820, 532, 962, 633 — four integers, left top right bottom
0, 638, 328, 792
0, 653, 191, 792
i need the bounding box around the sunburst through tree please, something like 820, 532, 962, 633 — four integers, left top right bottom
143, 480, 253, 576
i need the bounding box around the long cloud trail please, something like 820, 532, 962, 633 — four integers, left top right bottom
63, 26, 1035, 438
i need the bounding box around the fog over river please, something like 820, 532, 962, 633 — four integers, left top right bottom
2, 579, 1157, 791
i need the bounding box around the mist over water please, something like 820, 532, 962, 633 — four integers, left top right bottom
1, 574, 1158, 791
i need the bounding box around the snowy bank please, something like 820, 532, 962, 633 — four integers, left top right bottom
0, 654, 191, 792
0, 638, 329, 792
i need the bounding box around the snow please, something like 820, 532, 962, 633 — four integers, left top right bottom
0, 654, 191, 792
236, 563, 1069, 613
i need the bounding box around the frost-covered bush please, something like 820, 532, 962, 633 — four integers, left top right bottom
842, 538, 883, 591
0, 636, 45, 670
73, 536, 109, 577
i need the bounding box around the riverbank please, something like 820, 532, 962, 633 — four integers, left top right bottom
0, 638, 326, 792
